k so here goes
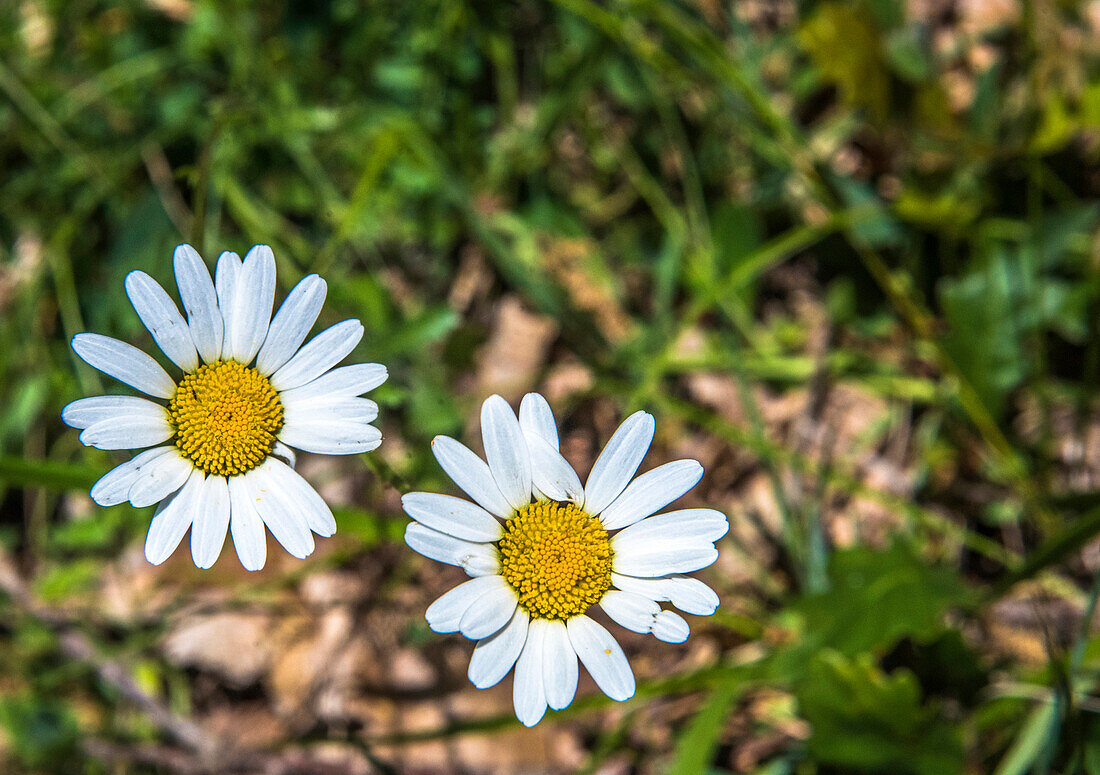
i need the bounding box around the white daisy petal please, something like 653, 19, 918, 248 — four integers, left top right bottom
79, 411, 173, 450
426, 576, 505, 634
458, 577, 518, 640
652, 610, 690, 643
71, 333, 176, 399
519, 392, 558, 449
610, 573, 720, 616
524, 432, 584, 504
278, 418, 381, 455
263, 458, 336, 537
481, 395, 533, 511
541, 619, 579, 711
583, 411, 655, 516
468, 607, 529, 689
430, 436, 514, 518
282, 395, 379, 424
269, 319, 364, 391
600, 590, 661, 634
125, 271, 198, 371
404, 523, 499, 577
599, 459, 704, 530
214, 251, 242, 309
566, 615, 635, 702
62, 395, 166, 431
244, 460, 315, 559
128, 450, 193, 508
611, 531, 719, 577
255, 274, 328, 375
513, 619, 549, 727
173, 244, 223, 363
271, 441, 296, 468
462, 548, 502, 577
613, 509, 729, 546
224, 245, 276, 364
214, 251, 242, 348
145, 468, 204, 565
322, 397, 380, 424
228, 476, 267, 571
665, 578, 720, 616
191, 474, 230, 569
89, 446, 176, 506
276, 362, 387, 403
401, 492, 503, 542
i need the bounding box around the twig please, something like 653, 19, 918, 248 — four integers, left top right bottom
142, 141, 193, 236
0, 547, 220, 760
83, 740, 202, 773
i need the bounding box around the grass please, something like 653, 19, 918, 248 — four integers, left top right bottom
2, 0, 1100, 772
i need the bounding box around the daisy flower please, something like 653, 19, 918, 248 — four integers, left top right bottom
402, 393, 727, 726
63, 244, 386, 570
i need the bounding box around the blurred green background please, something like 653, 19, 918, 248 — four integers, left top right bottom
2, 0, 1100, 772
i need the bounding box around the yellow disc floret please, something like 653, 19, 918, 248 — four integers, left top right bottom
168, 361, 283, 477
499, 500, 613, 621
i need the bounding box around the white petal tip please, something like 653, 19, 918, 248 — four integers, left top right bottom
427, 621, 459, 635
652, 611, 690, 643
173, 243, 200, 260
59, 407, 78, 429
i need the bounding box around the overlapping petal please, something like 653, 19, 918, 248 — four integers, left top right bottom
583, 410, 655, 515
174, 244, 223, 363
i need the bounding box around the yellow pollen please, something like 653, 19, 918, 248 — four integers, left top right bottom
498, 501, 613, 621
168, 361, 283, 477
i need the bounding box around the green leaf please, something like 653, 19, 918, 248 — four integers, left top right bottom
0, 695, 81, 768
710, 201, 764, 280
1031, 204, 1099, 271
374, 306, 459, 360
49, 510, 124, 552
798, 652, 964, 775
332, 507, 406, 546
884, 630, 988, 706
1032, 94, 1077, 154
34, 559, 104, 603
885, 27, 932, 83
781, 543, 971, 661
0, 457, 98, 491
939, 260, 1026, 417
993, 700, 1059, 775
799, 3, 889, 122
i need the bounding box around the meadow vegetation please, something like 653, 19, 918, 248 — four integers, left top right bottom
2, 0, 1100, 772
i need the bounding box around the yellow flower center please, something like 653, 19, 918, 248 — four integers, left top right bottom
168, 361, 283, 477
499, 500, 613, 621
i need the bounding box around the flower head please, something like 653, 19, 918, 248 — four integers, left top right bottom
403, 393, 727, 726
63, 244, 387, 570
